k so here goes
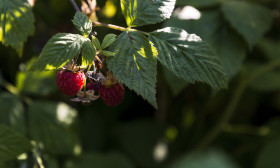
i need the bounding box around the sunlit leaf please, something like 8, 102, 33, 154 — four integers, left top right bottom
164, 10, 246, 79
82, 40, 96, 67
29, 33, 86, 71
149, 27, 227, 89
121, 0, 176, 27
0, 0, 35, 56
72, 11, 92, 36
108, 31, 158, 108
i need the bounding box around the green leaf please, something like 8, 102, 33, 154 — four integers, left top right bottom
0, 125, 31, 163
66, 152, 135, 168
164, 10, 246, 79
256, 140, 280, 168
29, 33, 86, 71
92, 36, 101, 50
170, 149, 239, 168
121, 0, 176, 27
108, 31, 158, 108
28, 101, 79, 155
101, 34, 116, 49
16, 58, 57, 96
72, 11, 92, 36
149, 27, 227, 89
176, 0, 223, 7
82, 40, 96, 67
0, 0, 35, 56
0, 93, 25, 133
221, 1, 273, 49
102, 50, 115, 57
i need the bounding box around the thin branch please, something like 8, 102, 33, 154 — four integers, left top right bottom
92, 22, 149, 35
69, 0, 81, 11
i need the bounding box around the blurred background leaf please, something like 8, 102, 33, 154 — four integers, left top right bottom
170, 149, 239, 168
0, 93, 25, 133
16, 58, 57, 96
256, 140, 280, 168
65, 152, 135, 168
27, 101, 79, 156
0, 125, 31, 166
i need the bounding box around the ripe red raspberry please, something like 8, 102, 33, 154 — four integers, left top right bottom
99, 83, 124, 106
56, 70, 85, 96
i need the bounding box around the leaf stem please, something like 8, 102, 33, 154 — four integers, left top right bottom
92, 22, 149, 35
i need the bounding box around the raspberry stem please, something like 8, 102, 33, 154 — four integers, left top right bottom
92, 22, 149, 35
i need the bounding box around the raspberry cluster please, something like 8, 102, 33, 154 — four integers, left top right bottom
56, 66, 124, 106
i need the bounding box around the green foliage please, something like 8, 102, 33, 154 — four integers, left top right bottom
16, 58, 57, 96
176, 0, 222, 7
92, 35, 101, 50
1, 0, 280, 167
247, 40, 280, 92
0, 93, 25, 133
108, 31, 158, 108
66, 152, 135, 168
101, 50, 115, 57
256, 140, 280, 168
247, 62, 280, 92
0, 0, 35, 56
27, 101, 79, 155
164, 10, 246, 79
258, 40, 280, 61
221, 1, 273, 49
0, 125, 31, 165
101, 34, 116, 49
170, 150, 239, 168
82, 40, 96, 67
149, 27, 227, 89
114, 120, 162, 168
29, 33, 86, 71
121, 0, 176, 27
72, 11, 92, 36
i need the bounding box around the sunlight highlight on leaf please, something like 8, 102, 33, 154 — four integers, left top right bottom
0, 0, 35, 55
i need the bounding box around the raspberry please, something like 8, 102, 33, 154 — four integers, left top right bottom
99, 83, 124, 106
56, 70, 85, 96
